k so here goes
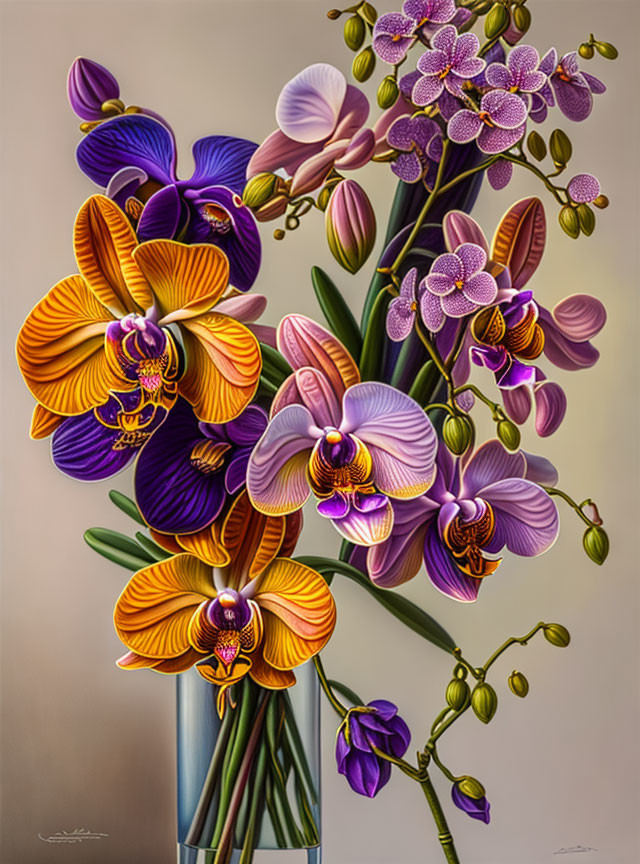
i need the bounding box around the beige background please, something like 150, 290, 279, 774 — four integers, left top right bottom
1, 0, 638, 862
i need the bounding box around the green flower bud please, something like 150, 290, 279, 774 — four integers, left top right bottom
344, 15, 366, 51
443, 415, 473, 456
352, 46, 376, 83
512, 5, 531, 34
496, 419, 521, 451
558, 206, 580, 239
471, 682, 498, 724
446, 678, 471, 711
578, 42, 595, 60
458, 775, 485, 799
474, 0, 494, 13
549, 128, 573, 167
377, 75, 399, 109
595, 41, 618, 60
576, 203, 595, 237
593, 194, 609, 209
327, 9, 342, 20
508, 670, 530, 698
361, 2, 378, 26
243, 172, 279, 209
583, 525, 609, 565
543, 623, 571, 648
527, 130, 547, 161
484, 3, 510, 39
453, 662, 468, 680
316, 184, 334, 212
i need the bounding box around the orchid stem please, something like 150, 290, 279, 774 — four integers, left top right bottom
313, 655, 347, 718
421, 775, 461, 864
541, 486, 594, 527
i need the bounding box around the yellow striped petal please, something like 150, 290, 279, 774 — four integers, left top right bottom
117, 647, 202, 673
133, 240, 229, 324
250, 653, 296, 690
222, 492, 286, 589
178, 312, 261, 423
114, 554, 216, 659
176, 521, 230, 567
30, 404, 63, 439
74, 195, 152, 315
16, 274, 125, 415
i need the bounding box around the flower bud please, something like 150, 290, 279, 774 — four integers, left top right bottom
446, 678, 471, 711
508, 670, 529, 698
457, 776, 485, 799
67, 57, 120, 122
361, 3, 378, 26
317, 185, 334, 212
593, 194, 609, 209
443, 415, 473, 456
344, 15, 366, 51
578, 42, 595, 60
326, 180, 376, 274
543, 623, 571, 648
527, 130, 547, 161
512, 5, 531, 34
558, 206, 580, 239
453, 662, 468, 680
595, 41, 618, 60
243, 172, 279, 209
474, 0, 494, 13
377, 76, 399, 110
273, 229, 286, 240
471, 682, 498, 724
485, 4, 510, 40
327, 9, 342, 19
576, 203, 595, 237
352, 47, 376, 83
496, 419, 520, 451
549, 129, 572, 167
583, 525, 609, 565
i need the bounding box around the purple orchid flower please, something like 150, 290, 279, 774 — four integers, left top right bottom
386, 268, 425, 342
366, 439, 559, 601
485, 45, 547, 96
76, 114, 261, 291
373, 13, 416, 65
448, 90, 527, 154
452, 780, 491, 824
567, 173, 601, 203
134, 398, 268, 535
336, 701, 411, 798
422, 243, 498, 332
247, 315, 437, 546
530, 48, 605, 123
403, 0, 456, 28
418, 6, 472, 42
386, 114, 442, 184
412, 25, 485, 106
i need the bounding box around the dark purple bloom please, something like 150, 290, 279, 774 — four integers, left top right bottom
336, 701, 411, 798
76, 114, 261, 291
448, 89, 527, 154
485, 45, 547, 95
413, 26, 485, 106
67, 57, 120, 121
373, 13, 416, 65
387, 114, 442, 184
452, 780, 491, 824
135, 397, 268, 535
531, 48, 605, 123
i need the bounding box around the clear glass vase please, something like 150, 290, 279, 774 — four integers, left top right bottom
177, 662, 321, 864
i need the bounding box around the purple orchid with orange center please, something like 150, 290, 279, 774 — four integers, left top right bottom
367, 439, 559, 601
76, 114, 261, 292
115, 492, 336, 716
386, 114, 442, 185
448, 89, 528, 154
412, 25, 485, 106
529, 48, 605, 124
423, 242, 499, 331
17, 194, 262, 479
247, 315, 437, 546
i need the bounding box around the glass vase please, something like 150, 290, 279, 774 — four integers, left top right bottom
177, 662, 321, 864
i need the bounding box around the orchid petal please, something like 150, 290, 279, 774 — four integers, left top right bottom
276, 63, 346, 144
482, 478, 559, 556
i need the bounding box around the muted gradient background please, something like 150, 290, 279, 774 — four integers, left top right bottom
1, 0, 638, 862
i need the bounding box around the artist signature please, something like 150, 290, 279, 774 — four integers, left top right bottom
38, 828, 108, 844
554, 847, 597, 855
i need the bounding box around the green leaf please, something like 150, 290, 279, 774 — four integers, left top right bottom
311, 266, 363, 361
108, 489, 146, 525
327, 679, 364, 707
359, 289, 391, 381
296, 556, 456, 654
257, 375, 278, 399
408, 360, 442, 406
134, 532, 171, 561
84, 528, 152, 571
260, 342, 292, 387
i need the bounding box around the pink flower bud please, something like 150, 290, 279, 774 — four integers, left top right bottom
67, 57, 120, 121
325, 180, 376, 274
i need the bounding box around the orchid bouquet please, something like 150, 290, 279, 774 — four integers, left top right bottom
17, 1, 616, 861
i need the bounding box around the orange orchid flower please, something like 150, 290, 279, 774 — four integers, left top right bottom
114, 493, 336, 715
16, 194, 261, 427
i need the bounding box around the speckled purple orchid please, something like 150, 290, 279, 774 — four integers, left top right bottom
366, 440, 559, 601
134, 398, 268, 535
422, 243, 498, 332
413, 25, 485, 106
386, 268, 425, 342
403, 0, 456, 28
485, 45, 547, 97
247, 64, 375, 198
76, 114, 261, 291
567, 173, 601, 203
448, 90, 527, 154
373, 13, 416, 65
529, 48, 605, 123
336, 701, 411, 798
386, 114, 442, 184
452, 780, 491, 824
418, 6, 472, 41
247, 315, 437, 546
